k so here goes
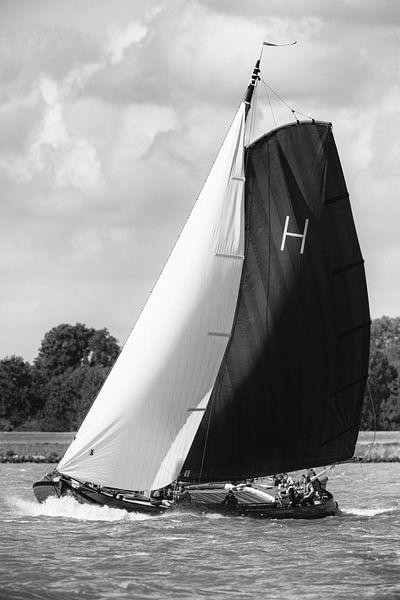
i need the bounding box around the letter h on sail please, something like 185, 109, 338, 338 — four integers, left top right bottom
280, 216, 309, 254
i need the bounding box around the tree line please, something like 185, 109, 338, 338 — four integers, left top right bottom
360, 316, 400, 430
0, 323, 120, 431
0, 318, 399, 431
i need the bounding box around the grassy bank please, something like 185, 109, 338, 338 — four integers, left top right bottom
355, 431, 400, 462
0, 432, 73, 463
1, 431, 399, 463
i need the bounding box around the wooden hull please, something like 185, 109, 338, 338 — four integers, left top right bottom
33, 476, 168, 515
201, 497, 338, 519
33, 476, 338, 519
32, 476, 61, 503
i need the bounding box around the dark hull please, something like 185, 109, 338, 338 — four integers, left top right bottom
33, 476, 167, 515
33, 476, 338, 519
203, 497, 338, 519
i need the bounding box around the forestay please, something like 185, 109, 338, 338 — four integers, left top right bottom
58, 103, 247, 492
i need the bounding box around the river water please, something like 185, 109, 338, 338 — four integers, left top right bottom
1, 463, 399, 600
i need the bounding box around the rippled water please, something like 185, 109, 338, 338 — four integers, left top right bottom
1, 463, 399, 600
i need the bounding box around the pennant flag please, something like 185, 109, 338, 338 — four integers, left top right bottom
263, 41, 297, 46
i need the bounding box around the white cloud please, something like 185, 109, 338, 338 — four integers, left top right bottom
54, 136, 106, 195
65, 61, 104, 91
106, 21, 148, 64
110, 103, 175, 164
32, 78, 68, 157
0, 73, 109, 196
0, 0, 399, 361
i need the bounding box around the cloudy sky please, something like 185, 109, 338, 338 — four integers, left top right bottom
1, 0, 399, 362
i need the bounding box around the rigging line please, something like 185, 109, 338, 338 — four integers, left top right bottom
292, 109, 315, 120
359, 381, 377, 462
258, 60, 276, 128
244, 72, 258, 146
265, 80, 277, 127
260, 75, 297, 120
197, 395, 215, 484
249, 82, 258, 143
313, 464, 337, 481
258, 40, 297, 123
244, 85, 257, 172
260, 75, 314, 123
251, 84, 257, 140
266, 139, 271, 339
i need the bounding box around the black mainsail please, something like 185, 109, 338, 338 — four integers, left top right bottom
183, 121, 370, 482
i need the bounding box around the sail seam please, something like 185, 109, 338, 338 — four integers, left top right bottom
208, 332, 231, 338
329, 374, 369, 398
336, 320, 371, 339
325, 192, 349, 205
215, 253, 245, 260
332, 259, 365, 276
320, 422, 360, 447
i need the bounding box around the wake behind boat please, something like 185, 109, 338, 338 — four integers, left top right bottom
33, 44, 370, 520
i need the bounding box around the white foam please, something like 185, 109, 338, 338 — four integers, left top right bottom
12, 495, 153, 522
169, 509, 226, 520
343, 507, 395, 517
204, 511, 227, 519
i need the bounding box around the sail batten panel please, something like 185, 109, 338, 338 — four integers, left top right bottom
332, 259, 365, 276
320, 422, 361, 448
182, 121, 370, 481
325, 192, 349, 205
58, 103, 248, 491
215, 252, 245, 259
336, 321, 372, 339
208, 332, 231, 337
329, 374, 369, 398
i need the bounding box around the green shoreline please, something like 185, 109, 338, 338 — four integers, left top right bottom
0, 443, 70, 463
0, 432, 399, 463
0, 432, 73, 463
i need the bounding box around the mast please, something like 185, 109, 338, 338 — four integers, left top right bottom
244, 59, 260, 119
243, 41, 297, 120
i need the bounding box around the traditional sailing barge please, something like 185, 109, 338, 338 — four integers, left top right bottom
33, 48, 370, 519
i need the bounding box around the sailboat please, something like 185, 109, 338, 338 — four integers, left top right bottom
33, 46, 370, 519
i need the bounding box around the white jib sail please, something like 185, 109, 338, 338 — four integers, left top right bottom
58, 103, 247, 491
